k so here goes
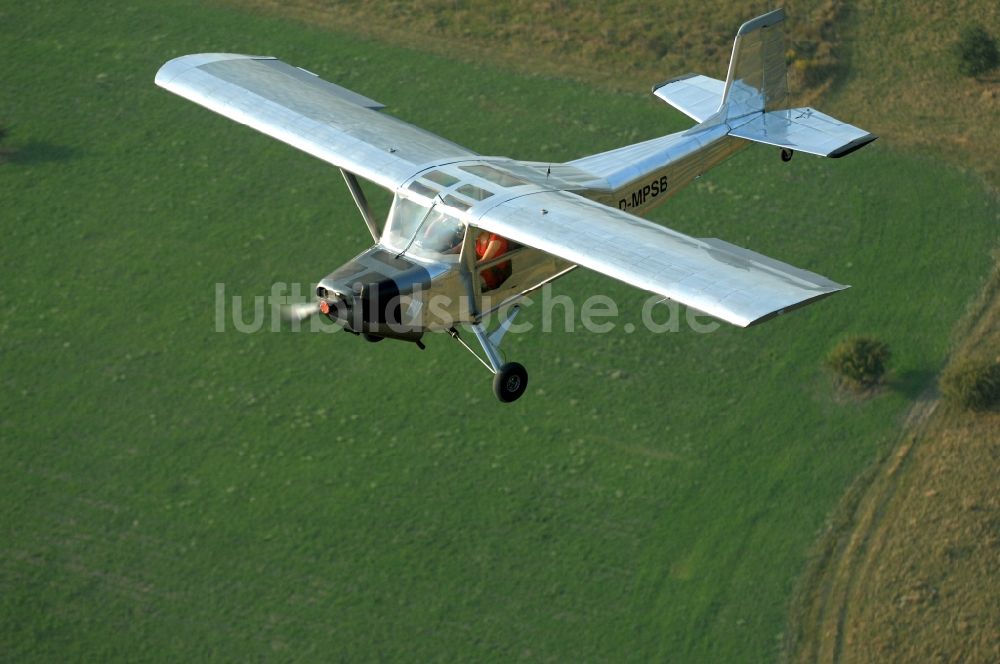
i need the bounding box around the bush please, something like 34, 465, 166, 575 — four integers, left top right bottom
955, 25, 999, 77
940, 359, 1000, 411
825, 337, 891, 390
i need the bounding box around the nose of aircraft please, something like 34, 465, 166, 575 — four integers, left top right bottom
315, 289, 350, 322
315, 276, 425, 341
314, 246, 433, 341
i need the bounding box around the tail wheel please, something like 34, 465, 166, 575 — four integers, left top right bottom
780, 148, 794, 162
493, 362, 528, 403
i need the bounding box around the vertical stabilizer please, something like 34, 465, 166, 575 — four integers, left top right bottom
721, 8, 788, 120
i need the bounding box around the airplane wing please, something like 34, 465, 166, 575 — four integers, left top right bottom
155, 53, 477, 190
474, 189, 846, 327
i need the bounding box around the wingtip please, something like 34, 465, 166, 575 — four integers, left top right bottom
828, 134, 878, 159
651, 72, 699, 93
155, 53, 274, 87
743, 287, 847, 327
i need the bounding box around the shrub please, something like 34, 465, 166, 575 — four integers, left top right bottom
826, 337, 891, 390
955, 25, 999, 77
940, 359, 1000, 411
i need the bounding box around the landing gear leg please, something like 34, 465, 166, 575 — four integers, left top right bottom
449, 305, 529, 403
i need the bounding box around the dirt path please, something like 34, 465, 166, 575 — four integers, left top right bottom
785, 265, 1000, 663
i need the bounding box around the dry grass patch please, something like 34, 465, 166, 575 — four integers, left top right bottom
785, 254, 1000, 664
221, 0, 847, 98
826, 1, 1000, 189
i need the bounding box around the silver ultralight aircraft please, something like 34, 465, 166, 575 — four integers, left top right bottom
156, 9, 875, 402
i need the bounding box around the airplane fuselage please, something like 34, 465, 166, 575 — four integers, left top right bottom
314, 123, 747, 343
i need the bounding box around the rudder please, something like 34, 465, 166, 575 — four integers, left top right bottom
722, 8, 788, 120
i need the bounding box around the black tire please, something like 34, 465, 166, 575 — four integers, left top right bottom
493, 362, 528, 403
780, 148, 794, 162
362, 333, 383, 343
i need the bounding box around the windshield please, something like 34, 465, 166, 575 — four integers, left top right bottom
383, 196, 465, 261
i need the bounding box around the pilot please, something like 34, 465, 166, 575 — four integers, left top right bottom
476, 231, 512, 291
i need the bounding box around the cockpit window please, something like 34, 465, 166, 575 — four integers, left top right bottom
384, 197, 428, 249
382, 196, 465, 262
442, 195, 471, 212
459, 164, 529, 187
456, 183, 494, 201
424, 170, 460, 187
412, 208, 464, 257
407, 180, 438, 198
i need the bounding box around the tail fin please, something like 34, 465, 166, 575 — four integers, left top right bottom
721, 8, 788, 120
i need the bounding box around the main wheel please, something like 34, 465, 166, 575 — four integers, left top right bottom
362, 333, 383, 343
780, 148, 794, 162
493, 362, 528, 403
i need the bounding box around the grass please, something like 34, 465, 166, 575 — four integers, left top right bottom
1, 1, 999, 661
225, 0, 842, 94
786, 256, 1000, 664
828, 1, 1000, 189
232, 0, 1000, 194
223, 0, 890, 138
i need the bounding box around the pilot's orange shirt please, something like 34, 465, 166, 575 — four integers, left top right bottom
475, 232, 512, 290
475, 232, 508, 261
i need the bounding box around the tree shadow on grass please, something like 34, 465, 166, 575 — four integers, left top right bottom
2, 141, 78, 166
889, 368, 938, 400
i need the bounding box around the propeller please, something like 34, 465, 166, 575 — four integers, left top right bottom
281, 294, 351, 332
281, 301, 323, 322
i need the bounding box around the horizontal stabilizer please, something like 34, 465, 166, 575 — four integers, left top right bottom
652, 74, 725, 123
728, 107, 877, 158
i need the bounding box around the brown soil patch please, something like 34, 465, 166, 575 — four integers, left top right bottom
785, 260, 1000, 664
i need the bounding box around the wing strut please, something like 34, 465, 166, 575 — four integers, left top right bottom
448, 304, 523, 375
340, 169, 381, 241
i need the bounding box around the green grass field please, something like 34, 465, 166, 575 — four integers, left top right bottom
2, 1, 998, 661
